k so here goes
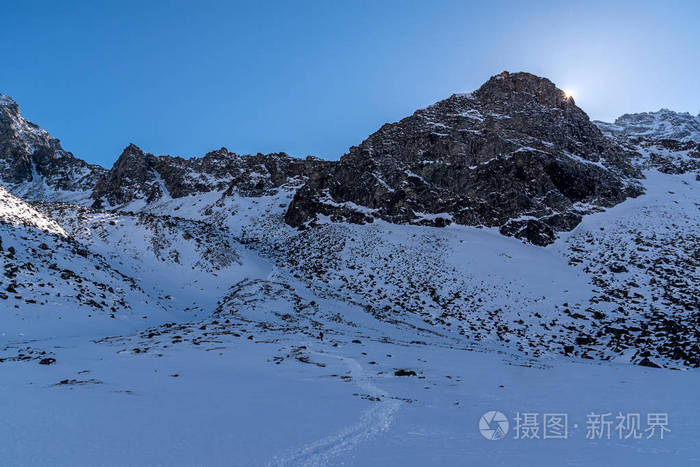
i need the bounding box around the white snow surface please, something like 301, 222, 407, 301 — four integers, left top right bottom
0, 185, 66, 236
0, 167, 698, 466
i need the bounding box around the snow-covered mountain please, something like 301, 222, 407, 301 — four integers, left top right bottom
595, 108, 700, 142
1, 72, 698, 466
1, 72, 697, 367
595, 110, 700, 175
0, 94, 105, 202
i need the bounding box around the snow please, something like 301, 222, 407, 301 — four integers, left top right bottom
1, 307, 697, 466
0, 185, 66, 236
0, 161, 698, 465
404, 169, 427, 184
450, 108, 484, 121
412, 211, 453, 222
561, 149, 609, 170
372, 173, 395, 193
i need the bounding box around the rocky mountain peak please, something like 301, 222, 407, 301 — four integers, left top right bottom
121, 142, 146, 156
112, 143, 152, 170
474, 71, 574, 108
91, 144, 166, 208
0, 93, 105, 202
0, 94, 20, 113
285, 71, 643, 245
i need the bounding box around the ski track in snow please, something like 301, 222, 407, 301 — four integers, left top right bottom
268, 349, 400, 467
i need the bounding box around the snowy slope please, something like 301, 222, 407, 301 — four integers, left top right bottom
43, 154, 694, 369
36, 201, 275, 319
0, 222, 176, 339
0, 184, 66, 236
232, 170, 698, 368
0, 169, 697, 466
3, 170, 698, 464
0, 185, 176, 342
1, 278, 698, 466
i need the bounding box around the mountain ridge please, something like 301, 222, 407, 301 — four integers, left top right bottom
595, 108, 700, 142
0, 72, 698, 373
3, 72, 697, 247
285, 71, 645, 245
90, 143, 328, 209
0, 94, 105, 202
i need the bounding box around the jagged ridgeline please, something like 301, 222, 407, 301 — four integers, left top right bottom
90, 144, 328, 209
2, 72, 698, 245
0, 71, 698, 369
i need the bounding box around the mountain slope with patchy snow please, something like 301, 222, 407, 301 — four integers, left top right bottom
0, 184, 173, 342
595, 109, 700, 142
0, 76, 698, 466
595, 110, 700, 175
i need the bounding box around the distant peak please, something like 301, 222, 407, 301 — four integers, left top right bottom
601, 108, 700, 142
475, 71, 572, 107
0, 94, 17, 106
0, 94, 20, 114
123, 143, 144, 153
112, 144, 151, 169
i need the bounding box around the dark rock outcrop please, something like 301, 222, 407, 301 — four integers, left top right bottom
285, 72, 643, 245
91, 144, 330, 208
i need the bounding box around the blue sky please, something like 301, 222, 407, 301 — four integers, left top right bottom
1, 1, 698, 166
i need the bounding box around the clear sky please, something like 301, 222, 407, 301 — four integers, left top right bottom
1, 1, 699, 166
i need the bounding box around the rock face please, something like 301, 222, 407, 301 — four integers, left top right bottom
91, 144, 329, 208
285, 72, 643, 245
0, 94, 105, 202
595, 110, 700, 175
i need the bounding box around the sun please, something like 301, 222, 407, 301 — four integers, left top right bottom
563, 89, 575, 99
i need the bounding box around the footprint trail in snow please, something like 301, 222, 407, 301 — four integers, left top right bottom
268, 350, 401, 467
